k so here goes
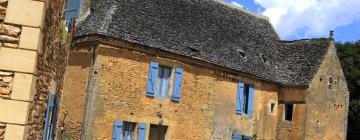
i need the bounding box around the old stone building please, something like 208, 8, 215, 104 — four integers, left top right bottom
0, 0, 80, 139
0, 0, 348, 140
54, 0, 349, 140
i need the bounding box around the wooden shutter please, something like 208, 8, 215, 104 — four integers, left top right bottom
48, 96, 60, 140
42, 93, 55, 140
146, 62, 159, 97
65, 0, 82, 20
137, 123, 147, 140
172, 67, 184, 102
112, 120, 123, 140
231, 133, 242, 140
247, 85, 255, 116
236, 81, 245, 114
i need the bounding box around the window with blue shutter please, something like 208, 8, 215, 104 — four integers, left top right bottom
42, 93, 60, 140
236, 82, 255, 116
112, 120, 123, 140
172, 67, 184, 102
232, 133, 242, 140
64, 0, 82, 30
155, 66, 171, 98
146, 62, 159, 97
138, 123, 147, 140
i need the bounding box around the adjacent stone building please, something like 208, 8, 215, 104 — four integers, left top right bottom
57, 0, 349, 140
0, 0, 74, 139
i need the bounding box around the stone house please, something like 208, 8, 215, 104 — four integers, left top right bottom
0, 0, 80, 139
57, 0, 349, 140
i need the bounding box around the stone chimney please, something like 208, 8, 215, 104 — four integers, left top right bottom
330, 30, 334, 40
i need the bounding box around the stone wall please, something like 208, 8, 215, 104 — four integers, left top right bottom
26, 0, 69, 139
0, 0, 21, 49
305, 40, 349, 139
60, 43, 280, 139
275, 87, 308, 140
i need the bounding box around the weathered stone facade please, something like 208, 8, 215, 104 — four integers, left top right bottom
0, 0, 70, 139
59, 38, 348, 140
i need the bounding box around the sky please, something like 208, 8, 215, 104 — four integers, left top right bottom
225, 0, 360, 42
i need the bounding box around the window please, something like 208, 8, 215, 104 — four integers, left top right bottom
284, 104, 294, 121
236, 82, 255, 116
64, 0, 82, 30
149, 124, 167, 140
270, 102, 276, 113
146, 62, 184, 102
231, 133, 252, 140
243, 85, 250, 114
122, 122, 136, 140
112, 121, 147, 140
155, 66, 172, 98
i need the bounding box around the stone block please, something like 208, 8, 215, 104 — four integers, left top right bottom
11, 73, 35, 101
0, 47, 37, 73
0, 24, 21, 37
0, 98, 29, 124
19, 27, 42, 51
5, 0, 45, 27
4, 124, 28, 140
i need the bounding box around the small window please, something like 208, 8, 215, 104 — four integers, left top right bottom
270, 103, 276, 113
155, 66, 172, 98
243, 85, 250, 114
149, 124, 167, 140
284, 104, 294, 121
122, 122, 136, 140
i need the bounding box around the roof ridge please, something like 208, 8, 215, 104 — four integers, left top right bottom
212, 0, 269, 20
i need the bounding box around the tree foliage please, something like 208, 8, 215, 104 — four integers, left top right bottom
336, 40, 360, 139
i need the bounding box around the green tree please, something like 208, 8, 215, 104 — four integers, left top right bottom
336, 40, 360, 139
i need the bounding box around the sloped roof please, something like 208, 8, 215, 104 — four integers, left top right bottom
75, 0, 330, 86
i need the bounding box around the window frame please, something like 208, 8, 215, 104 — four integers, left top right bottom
284, 104, 294, 121
155, 65, 172, 98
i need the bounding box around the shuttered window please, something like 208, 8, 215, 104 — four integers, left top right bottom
232, 133, 242, 140
42, 93, 60, 140
146, 61, 184, 102
236, 82, 255, 116
155, 66, 172, 98
64, 0, 82, 30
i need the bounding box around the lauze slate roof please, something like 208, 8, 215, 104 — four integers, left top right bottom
75, 0, 330, 86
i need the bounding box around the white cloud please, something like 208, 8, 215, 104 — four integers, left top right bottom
231, 1, 244, 8
254, 0, 360, 39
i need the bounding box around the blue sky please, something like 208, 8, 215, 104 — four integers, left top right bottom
225, 0, 360, 42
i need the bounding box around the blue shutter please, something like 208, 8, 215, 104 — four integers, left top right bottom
243, 135, 251, 140
232, 134, 242, 140
247, 85, 255, 116
112, 120, 123, 140
236, 82, 245, 114
49, 96, 60, 140
138, 123, 147, 140
146, 62, 159, 97
65, 0, 82, 20
172, 67, 184, 102
42, 93, 55, 140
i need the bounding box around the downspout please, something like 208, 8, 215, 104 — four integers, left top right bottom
80, 45, 98, 140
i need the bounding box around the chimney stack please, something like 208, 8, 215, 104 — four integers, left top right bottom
330, 30, 334, 40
